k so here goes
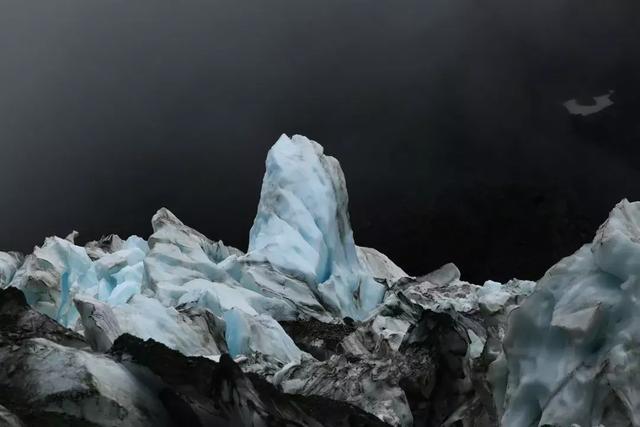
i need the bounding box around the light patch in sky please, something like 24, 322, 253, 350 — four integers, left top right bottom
563, 90, 614, 116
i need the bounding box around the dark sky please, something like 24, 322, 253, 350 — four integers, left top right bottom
1, 0, 640, 283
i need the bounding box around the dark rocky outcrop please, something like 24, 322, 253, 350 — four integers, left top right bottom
0, 287, 87, 349
0, 287, 388, 427
279, 318, 356, 360
111, 333, 390, 427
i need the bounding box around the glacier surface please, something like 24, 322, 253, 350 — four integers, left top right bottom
2, 133, 640, 426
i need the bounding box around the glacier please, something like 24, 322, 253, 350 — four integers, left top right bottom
0, 134, 404, 378
2, 133, 640, 426
492, 199, 640, 426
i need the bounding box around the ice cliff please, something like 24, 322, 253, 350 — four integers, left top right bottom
492, 199, 640, 426
1, 133, 639, 426
247, 134, 388, 319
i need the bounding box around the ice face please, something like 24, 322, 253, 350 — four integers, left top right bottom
111, 294, 227, 357
74, 295, 122, 352
8, 237, 94, 325
175, 278, 297, 320
223, 308, 303, 365
493, 199, 640, 426
247, 134, 386, 319
478, 279, 535, 314
356, 246, 409, 285
0, 251, 23, 286
7, 234, 154, 328
221, 259, 333, 322
145, 208, 244, 289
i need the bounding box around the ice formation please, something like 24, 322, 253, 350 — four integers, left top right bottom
0, 135, 402, 372
492, 199, 640, 426
0, 134, 420, 426
3, 133, 640, 426
247, 134, 390, 319
357, 246, 409, 284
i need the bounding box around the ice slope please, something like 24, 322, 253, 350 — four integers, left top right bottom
6, 235, 149, 327
356, 246, 409, 285
492, 199, 640, 426
247, 134, 387, 319
8, 236, 94, 325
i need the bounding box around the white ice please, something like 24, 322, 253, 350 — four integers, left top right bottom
223, 308, 303, 365
492, 199, 640, 426
356, 246, 409, 285
247, 134, 387, 319
5, 134, 405, 373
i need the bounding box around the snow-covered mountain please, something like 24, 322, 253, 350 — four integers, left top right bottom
1, 134, 638, 426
